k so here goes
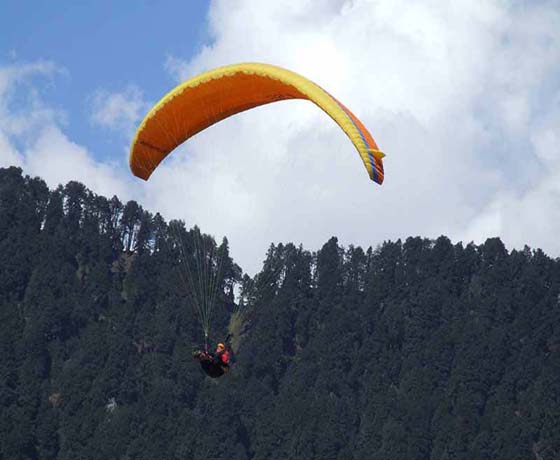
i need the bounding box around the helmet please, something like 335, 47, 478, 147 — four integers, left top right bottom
217, 342, 225, 350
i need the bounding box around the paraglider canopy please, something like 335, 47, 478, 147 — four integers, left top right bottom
129, 62, 385, 184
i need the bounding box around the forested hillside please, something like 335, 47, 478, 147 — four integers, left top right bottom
1, 166, 559, 460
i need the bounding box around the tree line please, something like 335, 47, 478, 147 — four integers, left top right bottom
1, 166, 559, 459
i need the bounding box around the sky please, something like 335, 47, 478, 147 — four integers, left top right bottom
1, 0, 559, 274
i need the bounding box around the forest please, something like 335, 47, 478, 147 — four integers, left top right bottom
1, 166, 559, 460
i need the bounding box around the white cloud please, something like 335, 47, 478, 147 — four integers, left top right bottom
0, 60, 59, 99
0, 131, 22, 167
90, 85, 149, 137
461, 168, 560, 256
0, 61, 135, 201
24, 125, 130, 199
531, 91, 560, 169
152, 0, 560, 272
